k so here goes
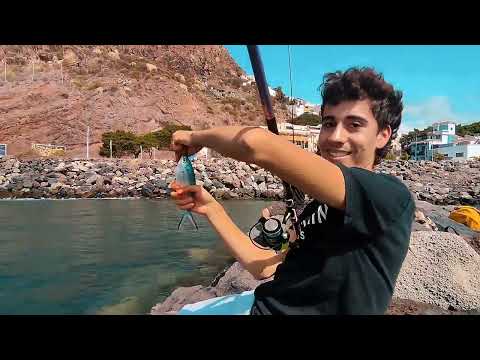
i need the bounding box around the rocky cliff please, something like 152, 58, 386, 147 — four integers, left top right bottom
0, 45, 290, 157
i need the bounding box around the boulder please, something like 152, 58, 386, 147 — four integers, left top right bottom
150, 285, 217, 315
151, 262, 271, 315
145, 63, 157, 72
174, 73, 186, 83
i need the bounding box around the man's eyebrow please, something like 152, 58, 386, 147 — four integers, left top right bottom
345, 115, 368, 124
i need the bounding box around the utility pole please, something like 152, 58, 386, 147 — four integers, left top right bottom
109, 139, 112, 159
140, 145, 143, 160
60, 45, 64, 85
86, 126, 90, 159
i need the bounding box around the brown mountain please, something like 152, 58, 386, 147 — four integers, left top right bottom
0, 45, 290, 157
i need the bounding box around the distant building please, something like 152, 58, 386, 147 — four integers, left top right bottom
262, 123, 321, 152
286, 98, 321, 117
433, 143, 480, 161
0, 144, 6, 158
241, 74, 256, 87
287, 103, 305, 117
391, 137, 402, 154
408, 120, 480, 161
409, 120, 457, 160
303, 102, 316, 114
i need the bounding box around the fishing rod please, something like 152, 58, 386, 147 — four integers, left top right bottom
246, 45, 305, 251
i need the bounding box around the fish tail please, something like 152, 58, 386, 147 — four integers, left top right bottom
178, 211, 199, 231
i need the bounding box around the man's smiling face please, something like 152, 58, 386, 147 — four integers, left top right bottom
317, 99, 391, 170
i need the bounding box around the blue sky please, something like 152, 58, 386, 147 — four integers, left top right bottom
225, 45, 480, 134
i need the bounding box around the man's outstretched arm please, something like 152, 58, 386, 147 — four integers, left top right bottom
182, 126, 346, 210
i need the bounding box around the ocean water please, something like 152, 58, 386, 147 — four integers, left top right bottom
0, 198, 270, 314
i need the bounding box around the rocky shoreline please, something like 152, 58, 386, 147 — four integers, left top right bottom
1, 156, 480, 206
0, 156, 285, 201
2, 155, 480, 315
151, 227, 480, 315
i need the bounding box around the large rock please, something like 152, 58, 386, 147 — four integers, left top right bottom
212, 179, 224, 189
150, 286, 217, 315
212, 262, 271, 297
174, 73, 186, 83
203, 177, 213, 190
63, 49, 79, 66
151, 262, 271, 315
145, 63, 157, 72
253, 175, 265, 184
107, 49, 120, 60
218, 173, 241, 189
141, 183, 155, 197
86, 175, 98, 185
393, 231, 480, 311
237, 187, 255, 199
22, 179, 33, 189
153, 179, 168, 190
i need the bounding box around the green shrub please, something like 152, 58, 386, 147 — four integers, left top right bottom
99, 123, 192, 158
151, 124, 192, 150
85, 80, 103, 91
292, 113, 321, 126
384, 152, 396, 160
99, 130, 139, 158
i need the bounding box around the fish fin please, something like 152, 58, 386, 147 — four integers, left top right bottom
188, 212, 199, 231
178, 211, 199, 231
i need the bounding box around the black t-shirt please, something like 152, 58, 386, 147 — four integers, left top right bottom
251, 164, 415, 315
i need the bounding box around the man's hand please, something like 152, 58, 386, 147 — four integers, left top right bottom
170, 130, 203, 162
170, 181, 221, 217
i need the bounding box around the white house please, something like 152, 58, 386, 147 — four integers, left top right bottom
408, 120, 480, 161
241, 74, 256, 87
268, 87, 277, 97
287, 103, 305, 117
409, 120, 457, 160
434, 143, 480, 161
431, 120, 457, 144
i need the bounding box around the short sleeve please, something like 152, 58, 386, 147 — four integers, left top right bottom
337, 163, 414, 237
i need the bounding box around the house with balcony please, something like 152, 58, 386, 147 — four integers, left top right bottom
409, 120, 457, 160
408, 120, 480, 161
271, 123, 321, 152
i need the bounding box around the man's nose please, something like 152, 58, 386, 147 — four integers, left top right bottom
328, 124, 348, 143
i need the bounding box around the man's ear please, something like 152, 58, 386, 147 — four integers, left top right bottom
376, 125, 392, 150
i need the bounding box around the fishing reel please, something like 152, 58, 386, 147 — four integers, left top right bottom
248, 215, 291, 252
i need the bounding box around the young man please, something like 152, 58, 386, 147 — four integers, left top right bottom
170, 67, 415, 315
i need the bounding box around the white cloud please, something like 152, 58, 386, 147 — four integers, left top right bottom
400, 96, 475, 134
404, 96, 455, 121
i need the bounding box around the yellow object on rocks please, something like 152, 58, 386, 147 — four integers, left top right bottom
449, 206, 480, 231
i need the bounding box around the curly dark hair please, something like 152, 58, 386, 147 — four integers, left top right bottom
319, 67, 403, 165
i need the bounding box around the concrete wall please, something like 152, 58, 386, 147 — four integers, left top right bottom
32, 144, 66, 157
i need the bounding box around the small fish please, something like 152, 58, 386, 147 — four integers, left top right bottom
175, 154, 199, 231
